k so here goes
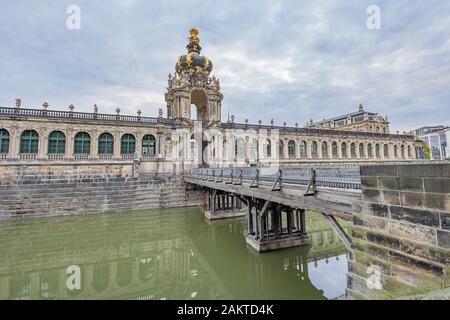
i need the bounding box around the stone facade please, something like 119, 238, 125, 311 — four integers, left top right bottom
347, 163, 450, 299
0, 163, 203, 219
0, 28, 417, 169
306, 104, 390, 134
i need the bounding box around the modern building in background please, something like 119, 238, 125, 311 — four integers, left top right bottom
413, 125, 449, 160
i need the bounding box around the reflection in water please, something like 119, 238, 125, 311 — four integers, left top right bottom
0, 207, 351, 300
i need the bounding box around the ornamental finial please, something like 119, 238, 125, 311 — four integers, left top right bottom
187, 27, 201, 54
189, 27, 199, 43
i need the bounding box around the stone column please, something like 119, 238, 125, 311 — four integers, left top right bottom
135, 131, 142, 158
37, 127, 46, 160
114, 131, 121, 159
91, 130, 98, 159
10, 127, 19, 159
66, 129, 74, 159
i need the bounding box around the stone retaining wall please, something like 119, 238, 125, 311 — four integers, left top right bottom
347, 163, 450, 299
0, 163, 203, 219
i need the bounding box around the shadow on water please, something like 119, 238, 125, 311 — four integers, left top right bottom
0, 206, 351, 300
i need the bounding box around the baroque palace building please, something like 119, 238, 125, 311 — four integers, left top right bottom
0, 28, 420, 170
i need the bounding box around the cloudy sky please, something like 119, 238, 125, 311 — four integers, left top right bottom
0, 0, 449, 132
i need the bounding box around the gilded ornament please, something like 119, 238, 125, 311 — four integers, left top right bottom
186, 53, 192, 66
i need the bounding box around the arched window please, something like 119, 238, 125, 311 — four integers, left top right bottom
332, 142, 338, 158
341, 142, 347, 158
48, 131, 66, 154
0, 129, 10, 154
116, 260, 132, 288
359, 143, 365, 158
142, 134, 156, 156
121, 134, 136, 155
235, 138, 245, 158
98, 133, 114, 155
288, 140, 295, 158
278, 140, 284, 158
384, 144, 389, 158
394, 145, 399, 158
20, 130, 39, 154
40, 270, 58, 300
250, 139, 258, 160
92, 263, 109, 293
74, 132, 91, 155
300, 141, 307, 158
375, 144, 381, 158
401, 145, 405, 159
350, 143, 356, 158
264, 139, 271, 158
139, 257, 155, 282
321, 142, 328, 158
368, 143, 373, 158
311, 141, 318, 158
407, 145, 412, 158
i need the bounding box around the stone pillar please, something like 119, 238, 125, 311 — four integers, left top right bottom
114, 131, 121, 159
91, 130, 98, 159
38, 127, 47, 160
10, 128, 19, 159
135, 131, 142, 158
349, 164, 450, 299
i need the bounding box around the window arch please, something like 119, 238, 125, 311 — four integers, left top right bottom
98, 133, 114, 155
332, 142, 338, 158
300, 141, 307, 158
278, 140, 284, 158
384, 144, 389, 158
368, 143, 373, 158
375, 144, 381, 158
0, 129, 10, 154
92, 263, 109, 293
321, 142, 329, 158
311, 141, 318, 158
20, 130, 39, 154
235, 138, 245, 158
116, 260, 132, 288
401, 145, 405, 159
48, 131, 66, 154
264, 139, 271, 158
288, 140, 295, 158
359, 143, 365, 158
139, 257, 155, 282
121, 134, 136, 155
350, 143, 356, 158
407, 145, 412, 158
341, 142, 347, 158
74, 132, 91, 155
142, 134, 156, 156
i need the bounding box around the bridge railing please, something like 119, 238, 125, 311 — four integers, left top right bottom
189, 165, 361, 190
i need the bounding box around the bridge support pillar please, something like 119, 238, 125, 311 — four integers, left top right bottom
204, 189, 245, 220
246, 199, 309, 252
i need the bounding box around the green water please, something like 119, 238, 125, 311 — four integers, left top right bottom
0, 207, 351, 300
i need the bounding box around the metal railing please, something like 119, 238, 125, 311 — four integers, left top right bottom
188, 164, 361, 190
221, 122, 415, 140
0, 107, 176, 126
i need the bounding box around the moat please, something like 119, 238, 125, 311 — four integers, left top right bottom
0, 207, 351, 300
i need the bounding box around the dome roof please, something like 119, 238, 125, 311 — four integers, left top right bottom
175, 28, 213, 76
